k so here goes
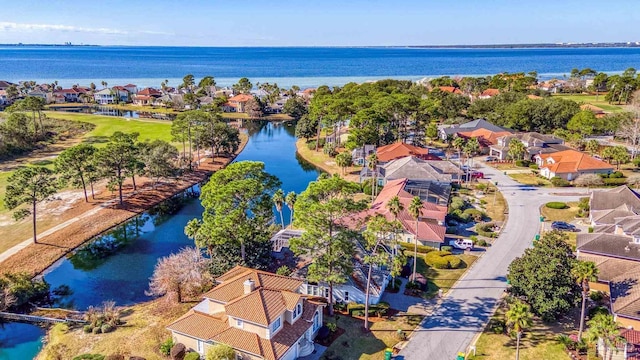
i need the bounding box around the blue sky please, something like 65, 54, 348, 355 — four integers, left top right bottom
1, 0, 638, 46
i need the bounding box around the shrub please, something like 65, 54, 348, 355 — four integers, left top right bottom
276, 265, 291, 276
83, 325, 93, 333
475, 238, 488, 247
170, 343, 186, 360
463, 208, 485, 222
441, 245, 453, 252
588, 306, 610, 318
469, 235, 478, 242
160, 339, 174, 356
184, 353, 200, 360
449, 197, 467, 211
409, 273, 428, 290
323, 142, 337, 157
610, 171, 625, 178
590, 291, 605, 302
603, 178, 628, 186
73, 355, 105, 360
399, 242, 436, 254
475, 183, 488, 191
206, 343, 235, 360
326, 322, 337, 332
101, 324, 114, 334
444, 255, 462, 269
92, 326, 102, 334
551, 176, 570, 187
476, 222, 497, 237
306, 139, 326, 150
515, 160, 531, 167
405, 281, 420, 290
588, 227, 594, 233
361, 179, 381, 197
545, 202, 567, 209
529, 164, 539, 170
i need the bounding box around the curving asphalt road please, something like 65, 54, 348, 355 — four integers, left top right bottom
399, 163, 588, 360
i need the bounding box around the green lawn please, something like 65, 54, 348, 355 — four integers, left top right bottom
483, 186, 507, 222
45, 112, 173, 145
470, 302, 571, 360
540, 201, 581, 223
414, 254, 478, 298
552, 94, 625, 113
323, 313, 424, 359
508, 173, 552, 187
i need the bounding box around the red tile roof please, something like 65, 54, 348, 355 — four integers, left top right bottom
457, 128, 512, 146
343, 178, 447, 243
376, 143, 432, 162
229, 94, 253, 103
538, 149, 613, 173
481, 88, 500, 97
137, 87, 162, 96
438, 86, 463, 95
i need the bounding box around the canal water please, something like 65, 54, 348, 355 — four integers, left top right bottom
1, 121, 320, 358
49, 106, 176, 120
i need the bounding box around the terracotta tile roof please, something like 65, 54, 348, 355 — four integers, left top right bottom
281, 291, 302, 311
137, 87, 162, 96
270, 302, 320, 356
229, 94, 253, 103
225, 289, 287, 326
166, 310, 228, 340
590, 186, 640, 212
376, 143, 430, 162
457, 128, 512, 146
538, 149, 613, 173
343, 178, 447, 243
438, 86, 463, 95
481, 88, 500, 97
212, 327, 271, 358
622, 329, 640, 345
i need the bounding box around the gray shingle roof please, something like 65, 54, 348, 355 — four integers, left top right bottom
590, 186, 640, 212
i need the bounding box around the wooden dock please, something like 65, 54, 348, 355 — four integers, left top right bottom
0, 311, 87, 324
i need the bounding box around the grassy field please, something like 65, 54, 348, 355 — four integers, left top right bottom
45, 111, 174, 145
470, 301, 572, 360
323, 312, 424, 359
39, 300, 192, 360
553, 94, 625, 113
295, 139, 362, 181
508, 173, 552, 186
540, 201, 581, 223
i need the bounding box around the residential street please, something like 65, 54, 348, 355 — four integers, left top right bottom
399, 163, 588, 360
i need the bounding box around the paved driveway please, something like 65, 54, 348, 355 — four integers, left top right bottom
399, 162, 587, 359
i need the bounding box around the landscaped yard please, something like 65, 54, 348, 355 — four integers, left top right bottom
322, 312, 424, 360
295, 139, 361, 182
508, 173, 552, 187
552, 94, 625, 113
414, 254, 478, 298
483, 186, 507, 222
540, 201, 581, 223
470, 301, 573, 360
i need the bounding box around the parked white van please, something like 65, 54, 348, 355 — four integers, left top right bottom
451, 239, 474, 250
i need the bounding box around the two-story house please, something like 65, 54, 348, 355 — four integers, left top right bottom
167, 266, 324, 360
225, 94, 254, 113
360, 156, 463, 185
489, 132, 569, 160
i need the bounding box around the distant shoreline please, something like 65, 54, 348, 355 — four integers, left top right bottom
1, 42, 640, 49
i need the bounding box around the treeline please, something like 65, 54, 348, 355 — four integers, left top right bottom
4, 109, 241, 246
0, 97, 93, 159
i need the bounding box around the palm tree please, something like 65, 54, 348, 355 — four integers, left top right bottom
367, 153, 378, 200
587, 313, 622, 360
285, 191, 297, 226
573, 260, 599, 340
505, 300, 533, 360
408, 196, 423, 280
452, 136, 465, 160
386, 195, 404, 283
272, 189, 285, 229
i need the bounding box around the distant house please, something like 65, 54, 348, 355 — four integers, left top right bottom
0, 90, 8, 105
455, 128, 513, 154
27, 90, 53, 103
438, 86, 464, 95
489, 132, 568, 160
111, 86, 131, 102
345, 178, 449, 248
352, 145, 376, 166
0, 80, 16, 91
226, 94, 254, 113
134, 88, 162, 106
439, 118, 513, 141
123, 84, 138, 94
55, 88, 84, 102
360, 156, 463, 184
535, 149, 613, 180
167, 266, 324, 360
93, 89, 116, 104
478, 88, 500, 99
376, 143, 441, 163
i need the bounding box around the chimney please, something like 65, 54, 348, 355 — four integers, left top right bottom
243, 279, 255, 294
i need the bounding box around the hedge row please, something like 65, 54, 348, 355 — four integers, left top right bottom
347, 302, 390, 316
399, 242, 437, 254
425, 251, 463, 269
545, 202, 567, 209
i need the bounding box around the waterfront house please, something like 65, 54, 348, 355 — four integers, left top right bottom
535, 149, 613, 181
133, 87, 163, 106
439, 118, 512, 141
351, 144, 376, 166
227, 94, 254, 113
27, 89, 53, 103
93, 89, 116, 104
488, 132, 569, 160
123, 84, 138, 94
55, 88, 84, 102
345, 178, 448, 248
376, 142, 441, 163
167, 266, 324, 360
111, 86, 132, 102
360, 156, 462, 184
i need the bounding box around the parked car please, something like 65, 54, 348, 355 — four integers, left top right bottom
471, 171, 484, 179
485, 156, 498, 162
551, 221, 577, 232
451, 239, 474, 250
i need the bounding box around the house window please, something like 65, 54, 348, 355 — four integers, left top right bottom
296, 303, 302, 317
325, 288, 329, 298
345, 292, 349, 302
313, 311, 319, 331
272, 318, 281, 332
236, 319, 244, 328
